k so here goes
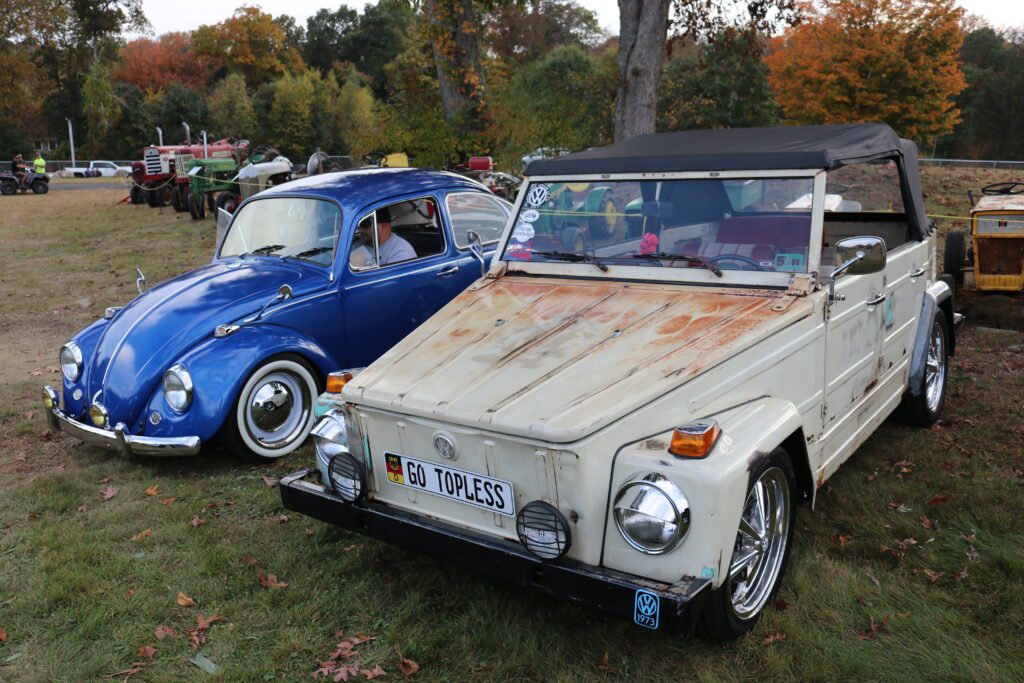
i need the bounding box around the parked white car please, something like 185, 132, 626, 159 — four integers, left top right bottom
281, 124, 956, 640
61, 160, 131, 178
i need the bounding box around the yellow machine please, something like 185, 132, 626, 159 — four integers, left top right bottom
945, 182, 1024, 292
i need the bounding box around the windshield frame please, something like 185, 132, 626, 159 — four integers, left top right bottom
497, 169, 827, 289
216, 193, 344, 270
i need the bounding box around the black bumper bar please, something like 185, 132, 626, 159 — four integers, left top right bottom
280, 468, 710, 635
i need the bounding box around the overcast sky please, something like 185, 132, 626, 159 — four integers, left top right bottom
137, 0, 1022, 37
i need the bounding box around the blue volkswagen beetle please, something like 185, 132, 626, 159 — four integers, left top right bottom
43, 168, 511, 461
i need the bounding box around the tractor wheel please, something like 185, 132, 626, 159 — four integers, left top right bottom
207, 192, 216, 214
1, 180, 16, 196
195, 192, 207, 219
170, 185, 183, 212
147, 185, 164, 208
31, 180, 48, 195
187, 190, 201, 220
943, 230, 966, 288
129, 184, 143, 205
216, 192, 241, 215
588, 197, 621, 240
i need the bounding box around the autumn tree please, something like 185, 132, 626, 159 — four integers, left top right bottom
335, 69, 381, 157
111, 33, 208, 94
423, 0, 488, 124
192, 7, 304, 87
481, 0, 604, 65
766, 0, 967, 141
268, 70, 318, 155
208, 73, 256, 140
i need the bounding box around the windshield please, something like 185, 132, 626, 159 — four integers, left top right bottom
502, 178, 815, 274
220, 197, 341, 266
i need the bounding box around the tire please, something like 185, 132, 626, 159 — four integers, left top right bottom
31, 180, 48, 194
221, 355, 320, 463
588, 197, 620, 239
561, 226, 585, 252
701, 448, 797, 641
187, 190, 201, 220
0, 181, 15, 196
216, 191, 241, 215
207, 192, 216, 214
170, 185, 184, 212
129, 184, 144, 205
898, 310, 949, 427
943, 230, 966, 287
146, 184, 164, 207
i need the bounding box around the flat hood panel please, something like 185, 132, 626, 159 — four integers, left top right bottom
347, 277, 813, 442
85, 259, 327, 425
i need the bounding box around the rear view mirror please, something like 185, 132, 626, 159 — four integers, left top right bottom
834, 236, 886, 277
467, 230, 486, 277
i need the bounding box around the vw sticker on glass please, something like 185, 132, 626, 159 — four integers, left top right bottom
512, 222, 535, 242
525, 184, 550, 207
634, 589, 660, 629
520, 208, 540, 223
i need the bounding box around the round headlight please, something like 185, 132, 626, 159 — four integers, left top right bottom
162, 364, 193, 413
613, 473, 690, 555
89, 402, 109, 428
60, 342, 83, 382
328, 452, 366, 503
516, 501, 572, 560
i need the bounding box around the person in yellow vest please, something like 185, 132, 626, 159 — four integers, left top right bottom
33, 153, 46, 175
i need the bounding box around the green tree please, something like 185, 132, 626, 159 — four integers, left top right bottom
302, 6, 359, 73
82, 60, 122, 155
268, 70, 318, 156
149, 82, 207, 145
335, 68, 380, 157
208, 73, 256, 140
337, 0, 415, 97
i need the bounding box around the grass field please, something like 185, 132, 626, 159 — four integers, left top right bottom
1, 168, 1022, 681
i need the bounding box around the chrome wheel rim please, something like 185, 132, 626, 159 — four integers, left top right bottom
244, 371, 310, 449
727, 467, 790, 620
925, 318, 946, 412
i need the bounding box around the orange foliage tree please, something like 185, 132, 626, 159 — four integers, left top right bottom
192, 7, 304, 87
766, 0, 967, 141
111, 33, 209, 93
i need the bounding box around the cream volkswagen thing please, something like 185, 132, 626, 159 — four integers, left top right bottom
281, 124, 955, 640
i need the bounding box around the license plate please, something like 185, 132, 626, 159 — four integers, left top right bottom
383, 452, 515, 516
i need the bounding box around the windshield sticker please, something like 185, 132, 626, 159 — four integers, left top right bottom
508, 241, 533, 260
512, 222, 535, 242
525, 184, 550, 207
520, 208, 540, 223
639, 233, 659, 255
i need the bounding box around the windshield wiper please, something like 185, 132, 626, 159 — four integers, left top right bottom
287, 246, 333, 260
630, 252, 722, 277
241, 244, 286, 257
532, 250, 609, 272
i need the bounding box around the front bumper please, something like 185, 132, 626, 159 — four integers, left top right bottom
43, 385, 201, 457
280, 468, 711, 635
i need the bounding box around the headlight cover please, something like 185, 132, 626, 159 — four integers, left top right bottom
162, 364, 194, 413
613, 472, 691, 555
60, 341, 83, 382
313, 411, 348, 466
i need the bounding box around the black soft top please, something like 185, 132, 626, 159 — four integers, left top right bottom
527, 123, 929, 241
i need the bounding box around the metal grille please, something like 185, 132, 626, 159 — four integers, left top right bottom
516, 501, 571, 560
175, 154, 194, 174
977, 238, 1024, 275
144, 148, 161, 175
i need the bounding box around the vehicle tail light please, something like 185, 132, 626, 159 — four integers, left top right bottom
668, 421, 720, 458
326, 371, 353, 394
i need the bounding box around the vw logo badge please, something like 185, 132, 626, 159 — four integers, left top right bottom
433, 433, 457, 460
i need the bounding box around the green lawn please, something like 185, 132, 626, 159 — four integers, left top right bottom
1, 171, 1022, 681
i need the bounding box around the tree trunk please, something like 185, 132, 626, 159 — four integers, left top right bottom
425, 0, 487, 123
614, 0, 671, 142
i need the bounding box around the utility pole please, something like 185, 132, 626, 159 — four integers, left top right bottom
66, 118, 76, 168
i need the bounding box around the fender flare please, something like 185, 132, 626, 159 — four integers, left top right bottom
141, 324, 339, 442
909, 279, 954, 398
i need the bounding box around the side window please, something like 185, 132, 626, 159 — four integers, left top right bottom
826, 160, 905, 214
446, 192, 509, 247
349, 197, 444, 271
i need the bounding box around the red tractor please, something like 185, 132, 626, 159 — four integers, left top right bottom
130, 138, 235, 209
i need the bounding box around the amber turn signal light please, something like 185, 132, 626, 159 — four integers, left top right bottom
326, 371, 354, 394
669, 421, 721, 458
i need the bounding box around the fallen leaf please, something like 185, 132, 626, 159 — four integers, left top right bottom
101, 485, 119, 501
959, 531, 976, 542
98, 476, 112, 484
154, 624, 177, 641
190, 516, 206, 527
866, 470, 878, 482
0, 626, 6, 642
144, 485, 159, 497
196, 613, 222, 631
176, 592, 196, 607
278, 515, 290, 523
361, 665, 386, 680
397, 646, 419, 679
835, 532, 852, 546
257, 570, 288, 589
77, 503, 88, 512
261, 476, 278, 488
137, 645, 155, 660
130, 528, 152, 542
160, 498, 176, 506
763, 631, 787, 645
919, 515, 934, 530
857, 614, 890, 640
927, 494, 952, 506
238, 555, 259, 566
596, 652, 617, 673
27, 511, 38, 521
922, 568, 944, 583
184, 628, 205, 648
773, 599, 790, 610
126, 588, 137, 598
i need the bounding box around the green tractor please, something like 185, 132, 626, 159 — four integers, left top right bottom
185, 155, 239, 220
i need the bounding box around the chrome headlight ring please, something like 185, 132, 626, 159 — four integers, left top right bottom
312, 410, 348, 465
162, 364, 194, 413
613, 472, 691, 555
60, 341, 83, 382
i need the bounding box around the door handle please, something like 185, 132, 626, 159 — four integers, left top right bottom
437, 265, 459, 277
866, 292, 887, 307
910, 267, 926, 278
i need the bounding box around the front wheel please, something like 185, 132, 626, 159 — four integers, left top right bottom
0, 180, 15, 196
898, 311, 949, 427
216, 191, 241, 215
701, 449, 796, 641
31, 180, 48, 194
221, 355, 319, 463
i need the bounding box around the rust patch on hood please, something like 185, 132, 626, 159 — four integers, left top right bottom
348, 276, 814, 442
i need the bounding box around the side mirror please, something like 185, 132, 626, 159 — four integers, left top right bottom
834, 236, 887, 277
467, 230, 486, 277
255, 284, 294, 321
278, 284, 293, 300
135, 267, 147, 295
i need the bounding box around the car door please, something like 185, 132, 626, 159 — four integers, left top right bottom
442, 190, 511, 293
341, 194, 463, 368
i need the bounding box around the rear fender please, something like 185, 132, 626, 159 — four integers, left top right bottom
139, 324, 337, 442
604, 397, 804, 588
909, 280, 953, 398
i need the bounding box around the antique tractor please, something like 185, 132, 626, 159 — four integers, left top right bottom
944, 181, 1024, 294
130, 137, 235, 208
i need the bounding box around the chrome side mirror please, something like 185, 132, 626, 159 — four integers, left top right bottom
278, 284, 293, 300
829, 236, 886, 305
135, 268, 147, 294
467, 230, 486, 277
255, 284, 293, 321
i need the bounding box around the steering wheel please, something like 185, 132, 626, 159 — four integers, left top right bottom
362, 151, 388, 167
825, 182, 848, 194
707, 254, 765, 271
982, 181, 1024, 196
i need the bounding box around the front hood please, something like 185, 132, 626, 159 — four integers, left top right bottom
346, 276, 813, 443
82, 258, 328, 426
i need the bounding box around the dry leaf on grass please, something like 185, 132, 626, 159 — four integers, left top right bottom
144, 485, 159, 497
278, 515, 289, 523
190, 516, 206, 527
159, 498, 176, 506
98, 476, 112, 484
0, 626, 6, 642
955, 565, 969, 582
261, 476, 278, 488
595, 652, 617, 673
257, 570, 288, 589
184, 628, 205, 649
396, 647, 419, 679
238, 555, 259, 566
928, 494, 952, 506
919, 515, 934, 530
136, 645, 155, 660
857, 614, 890, 640
154, 624, 177, 640
77, 503, 88, 512
921, 568, 944, 583
773, 599, 790, 610
129, 528, 152, 542
361, 665, 386, 680
101, 485, 119, 501
196, 613, 222, 631
763, 631, 787, 645
834, 532, 852, 546
176, 592, 196, 607
959, 531, 977, 542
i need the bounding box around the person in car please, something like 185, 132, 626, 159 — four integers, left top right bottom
349, 207, 416, 268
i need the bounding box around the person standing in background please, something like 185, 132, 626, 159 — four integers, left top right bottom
33, 152, 46, 175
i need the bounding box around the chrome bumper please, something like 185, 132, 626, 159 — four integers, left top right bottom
43, 385, 201, 457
